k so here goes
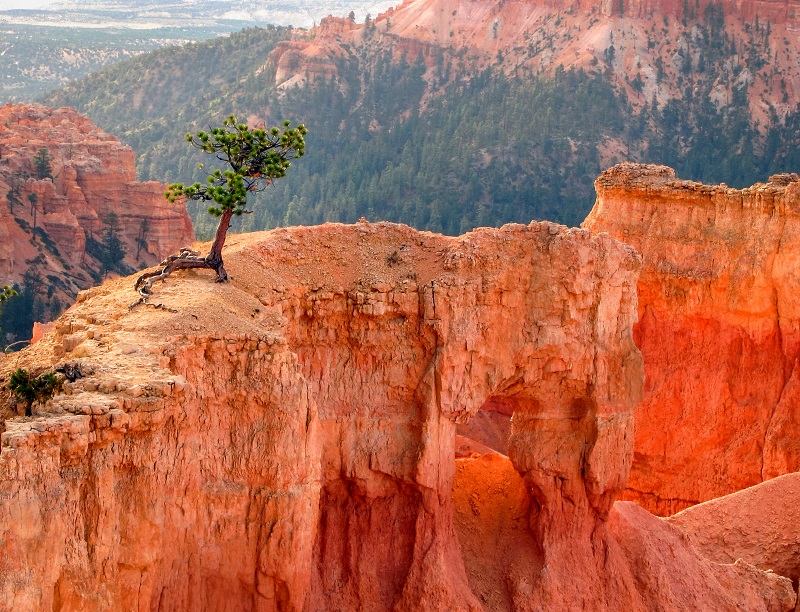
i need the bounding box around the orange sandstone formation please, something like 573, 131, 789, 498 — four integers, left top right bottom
0, 220, 793, 611
0, 103, 193, 314
584, 163, 800, 515
453, 452, 796, 611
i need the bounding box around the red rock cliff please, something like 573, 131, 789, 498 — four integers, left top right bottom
0, 104, 194, 320
0, 221, 793, 611
584, 163, 800, 515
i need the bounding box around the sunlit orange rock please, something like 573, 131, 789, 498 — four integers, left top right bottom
454, 452, 795, 611
0, 220, 793, 610
667, 472, 800, 585
584, 163, 800, 514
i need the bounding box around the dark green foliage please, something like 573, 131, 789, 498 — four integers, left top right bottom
7, 368, 62, 416
83, 212, 130, 276
248, 67, 624, 230
0, 282, 33, 347
40, 27, 292, 149
132, 114, 307, 292
165, 115, 307, 217
0, 284, 18, 345
0, 23, 229, 102
33, 148, 53, 179
136, 218, 150, 260
0, 257, 49, 348
27, 192, 40, 237
34, 228, 61, 257
0, 285, 16, 304
99, 211, 126, 274
6, 180, 22, 215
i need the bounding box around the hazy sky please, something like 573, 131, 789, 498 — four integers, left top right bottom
0, 0, 56, 8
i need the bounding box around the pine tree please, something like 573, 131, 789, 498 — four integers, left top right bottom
8, 368, 61, 417
135, 115, 306, 300
100, 211, 126, 275
33, 148, 52, 180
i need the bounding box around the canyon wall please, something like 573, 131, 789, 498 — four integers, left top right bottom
584, 163, 800, 514
0, 221, 794, 611
0, 103, 193, 316
267, 0, 800, 123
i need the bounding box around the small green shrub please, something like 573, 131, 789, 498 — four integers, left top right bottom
7, 368, 62, 417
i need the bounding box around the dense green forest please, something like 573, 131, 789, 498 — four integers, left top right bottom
41, 22, 800, 240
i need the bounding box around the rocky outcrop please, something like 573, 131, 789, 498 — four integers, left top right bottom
0, 103, 193, 322
584, 163, 800, 514
453, 452, 796, 611
0, 220, 793, 611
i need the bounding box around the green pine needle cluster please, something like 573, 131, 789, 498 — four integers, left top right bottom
164, 115, 307, 218
0, 285, 17, 303
7, 368, 62, 416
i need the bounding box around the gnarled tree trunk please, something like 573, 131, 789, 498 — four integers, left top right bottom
205, 208, 233, 282
133, 208, 234, 304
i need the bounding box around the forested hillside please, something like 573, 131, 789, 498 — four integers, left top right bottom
41, 14, 800, 239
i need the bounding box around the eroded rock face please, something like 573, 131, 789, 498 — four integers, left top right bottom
584, 163, 800, 514
0, 221, 792, 611
266, 0, 800, 126
0, 103, 193, 318
453, 453, 796, 612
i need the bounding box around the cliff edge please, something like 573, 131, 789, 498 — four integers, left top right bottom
0, 220, 793, 611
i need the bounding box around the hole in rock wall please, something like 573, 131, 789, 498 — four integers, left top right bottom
452, 395, 544, 612
454, 396, 512, 457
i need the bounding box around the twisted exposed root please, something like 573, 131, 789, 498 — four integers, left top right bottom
130, 248, 212, 310
128, 299, 180, 313
135, 248, 203, 294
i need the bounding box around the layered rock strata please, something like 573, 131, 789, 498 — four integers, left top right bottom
584, 163, 800, 514
0, 103, 193, 313
0, 221, 793, 610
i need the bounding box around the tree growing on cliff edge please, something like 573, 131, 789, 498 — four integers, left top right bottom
134, 115, 306, 301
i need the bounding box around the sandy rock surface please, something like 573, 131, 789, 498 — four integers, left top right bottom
667, 472, 800, 584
